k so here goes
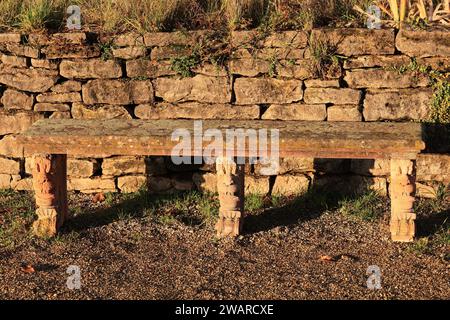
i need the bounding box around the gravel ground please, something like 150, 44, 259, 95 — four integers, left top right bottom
0, 191, 449, 300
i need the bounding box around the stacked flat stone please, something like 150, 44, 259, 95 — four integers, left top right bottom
0, 28, 449, 195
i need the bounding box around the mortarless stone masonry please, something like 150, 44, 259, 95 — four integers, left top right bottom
0, 28, 449, 196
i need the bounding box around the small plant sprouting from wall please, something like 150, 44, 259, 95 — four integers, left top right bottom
171, 53, 201, 77
268, 53, 279, 77
430, 76, 450, 124
389, 59, 450, 124
308, 34, 342, 79
170, 30, 231, 78
99, 41, 115, 61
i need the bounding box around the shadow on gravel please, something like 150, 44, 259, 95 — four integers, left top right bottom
245, 157, 379, 234
63, 185, 358, 236
244, 185, 354, 234
416, 204, 449, 238
61, 180, 448, 240
64, 191, 205, 234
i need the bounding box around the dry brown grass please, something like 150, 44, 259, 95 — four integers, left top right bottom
0, 0, 427, 33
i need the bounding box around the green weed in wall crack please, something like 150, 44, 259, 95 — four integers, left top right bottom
389, 59, 450, 124
430, 79, 450, 124
170, 54, 201, 78
99, 41, 115, 61
268, 53, 279, 77
170, 30, 231, 77
308, 33, 344, 79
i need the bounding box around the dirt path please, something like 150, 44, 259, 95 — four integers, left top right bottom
1, 212, 448, 299
0, 191, 448, 300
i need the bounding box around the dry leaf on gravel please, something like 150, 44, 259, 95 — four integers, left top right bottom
92, 192, 106, 203
319, 255, 337, 262
20, 264, 35, 274
339, 254, 359, 261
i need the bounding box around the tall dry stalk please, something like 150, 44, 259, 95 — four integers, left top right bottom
399, 0, 408, 21
388, 0, 400, 21
414, 0, 450, 23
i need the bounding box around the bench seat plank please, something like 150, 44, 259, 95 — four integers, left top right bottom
20, 119, 425, 159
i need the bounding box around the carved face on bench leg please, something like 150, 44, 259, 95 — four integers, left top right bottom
390, 159, 416, 242
215, 157, 245, 238
32, 154, 68, 238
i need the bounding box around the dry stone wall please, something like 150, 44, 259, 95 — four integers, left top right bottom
0, 28, 449, 197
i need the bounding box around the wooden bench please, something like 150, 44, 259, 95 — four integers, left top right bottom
19, 119, 425, 242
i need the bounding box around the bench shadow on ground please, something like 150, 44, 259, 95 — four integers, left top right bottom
245, 166, 357, 234
64, 181, 357, 236
64, 190, 207, 234
64, 158, 356, 235
244, 186, 348, 235
62, 159, 450, 237
416, 205, 449, 239
417, 123, 450, 238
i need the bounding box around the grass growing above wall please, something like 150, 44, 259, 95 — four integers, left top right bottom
0, 0, 376, 33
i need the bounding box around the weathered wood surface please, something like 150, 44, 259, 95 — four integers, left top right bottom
20, 119, 425, 159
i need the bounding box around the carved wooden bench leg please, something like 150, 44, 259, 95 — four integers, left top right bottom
390, 159, 417, 242
215, 157, 245, 238
32, 154, 68, 238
